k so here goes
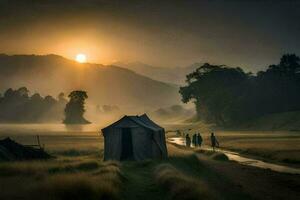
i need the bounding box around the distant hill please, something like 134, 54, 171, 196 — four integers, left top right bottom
150, 104, 195, 122
113, 61, 201, 85
0, 54, 181, 112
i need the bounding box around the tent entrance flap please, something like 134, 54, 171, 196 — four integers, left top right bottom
120, 128, 134, 160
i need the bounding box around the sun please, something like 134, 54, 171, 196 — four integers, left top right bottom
75, 53, 87, 63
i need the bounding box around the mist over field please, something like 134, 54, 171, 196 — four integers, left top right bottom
0, 54, 187, 124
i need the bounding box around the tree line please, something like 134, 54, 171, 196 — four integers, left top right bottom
0, 87, 67, 123
180, 54, 300, 126
0, 87, 90, 124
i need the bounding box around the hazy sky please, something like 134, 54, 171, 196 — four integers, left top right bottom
0, 0, 300, 71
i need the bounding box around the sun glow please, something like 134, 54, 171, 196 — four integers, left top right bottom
75, 53, 87, 63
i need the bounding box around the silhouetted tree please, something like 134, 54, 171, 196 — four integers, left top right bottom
180, 63, 249, 125
0, 87, 66, 122
180, 54, 300, 127
58, 92, 66, 102
63, 90, 90, 124
101, 105, 120, 113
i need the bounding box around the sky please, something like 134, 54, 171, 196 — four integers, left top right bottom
0, 0, 299, 71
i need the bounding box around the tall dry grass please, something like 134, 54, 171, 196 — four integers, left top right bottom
37, 172, 121, 200
0, 159, 124, 200
154, 163, 214, 200
195, 149, 229, 161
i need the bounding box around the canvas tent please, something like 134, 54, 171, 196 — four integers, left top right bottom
101, 114, 168, 161
0, 137, 51, 161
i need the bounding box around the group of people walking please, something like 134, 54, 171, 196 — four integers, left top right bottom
185, 133, 203, 147
185, 132, 219, 150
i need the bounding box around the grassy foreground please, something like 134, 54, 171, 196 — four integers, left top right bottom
0, 139, 299, 200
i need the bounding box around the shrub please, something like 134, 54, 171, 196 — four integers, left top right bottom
154, 164, 214, 200
210, 152, 229, 161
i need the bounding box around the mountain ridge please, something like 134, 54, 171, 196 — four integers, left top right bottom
113, 61, 202, 84
0, 54, 181, 112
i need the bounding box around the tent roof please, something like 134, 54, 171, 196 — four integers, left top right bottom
139, 114, 163, 130
102, 114, 163, 132
0, 137, 51, 161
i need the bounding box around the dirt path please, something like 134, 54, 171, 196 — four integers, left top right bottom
198, 154, 300, 200
121, 161, 167, 200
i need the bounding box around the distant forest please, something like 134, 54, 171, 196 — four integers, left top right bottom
0, 87, 67, 123
180, 54, 300, 126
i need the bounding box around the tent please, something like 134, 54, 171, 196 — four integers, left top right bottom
0, 137, 51, 161
101, 114, 168, 161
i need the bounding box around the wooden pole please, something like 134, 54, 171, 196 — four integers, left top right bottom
36, 135, 41, 148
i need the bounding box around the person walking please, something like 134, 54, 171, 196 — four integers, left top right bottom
197, 133, 203, 147
192, 134, 197, 147
210, 132, 219, 151
186, 134, 191, 147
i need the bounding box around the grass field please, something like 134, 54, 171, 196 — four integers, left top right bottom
3, 123, 299, 167
220, 137, 300, 165
207, 131, 300, 166
0, 134, 300, 200
0, 125, 300, 200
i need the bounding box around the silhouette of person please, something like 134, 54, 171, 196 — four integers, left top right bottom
186, 134, 191, 147
197, 133, 203, 147
192, 134, 197, 147
210, 132, 219, 151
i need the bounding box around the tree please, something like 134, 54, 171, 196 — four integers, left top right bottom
0, 87, 65, 123
17, 87, 29, 98
180, 63, 249, 126
179, 54, 300, 127
63, 90, 90, 124
279, 54, 300, 75
57, 92, 66, 102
